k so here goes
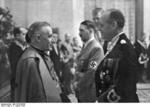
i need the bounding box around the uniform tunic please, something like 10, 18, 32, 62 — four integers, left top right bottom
95, 33, 139, 102
74, 39, 104, 102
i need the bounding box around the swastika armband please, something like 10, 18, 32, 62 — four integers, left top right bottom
88, 61, 98, 70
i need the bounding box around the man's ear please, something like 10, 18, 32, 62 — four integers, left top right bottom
89, 28, 94, 34
35, 34, 41, 42
112, 21, 118, 30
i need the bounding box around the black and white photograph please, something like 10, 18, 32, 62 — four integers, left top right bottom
0, 0, 150, 104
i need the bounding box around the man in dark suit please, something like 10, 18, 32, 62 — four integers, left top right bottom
60, 33, 74, 97
73, 20, 104, 102
14, 22, 61, 102
134, 37, 148, 82
147, 40, 150, 80
8, 27, 27, 102
95, 9, 139, 102
92, 7, 108, 54
92, 8, 104, 45
50, 33, 62, 80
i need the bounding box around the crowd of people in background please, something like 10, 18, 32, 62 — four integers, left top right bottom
0, 7, 150, 103
134, 33, 150, 83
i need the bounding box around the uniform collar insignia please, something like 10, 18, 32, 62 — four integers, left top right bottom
120, 39, 126, 44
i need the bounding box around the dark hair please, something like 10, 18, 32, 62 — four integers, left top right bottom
107, 9, 125, 28
25, 32, 31, 43
92, 7, 104, 16
28, 21, 51, 40
13, 27, 21, 37
81, 20, 96, 31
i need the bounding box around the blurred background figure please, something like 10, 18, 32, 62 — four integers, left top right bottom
134, 32, 149, 83
7, 27, 27, 102
71, 37, 81, 59
50, 33, 62, 80
60, 33, 74, 102
0, 39, 10, 92
146, 35, 150, 81
92, 8, 108, 54
92, 8, 104, 45
134, 33, 149, 82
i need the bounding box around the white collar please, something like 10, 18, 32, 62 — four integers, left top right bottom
53, 44, 58, 55
15, 40, 26, 50
137, 40, 147, 49
83, 37, 94, 49
105, 32, 124, 57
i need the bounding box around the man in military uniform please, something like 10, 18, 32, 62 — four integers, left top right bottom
14, 22, 61, 102
95, 9, 139, 102
73, 20, 104, 102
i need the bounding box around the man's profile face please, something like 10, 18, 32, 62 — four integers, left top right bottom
52, 33, 58, 44
93, 12, 102, 27
79, 24, 90, 43
16, 28, 27, 44
39, 26, 53, 51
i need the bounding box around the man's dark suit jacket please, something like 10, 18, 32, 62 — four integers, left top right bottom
95, 33, 139, 102
8, 42, 24, 80
8, 41, 24, 101
50, 45, 62, 79
147, 45, 150, 79
134, 40, 147, 67
134, 40, 147, 82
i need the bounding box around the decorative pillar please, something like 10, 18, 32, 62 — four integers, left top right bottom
144, 0, 150, 35
0, 0, 5, 8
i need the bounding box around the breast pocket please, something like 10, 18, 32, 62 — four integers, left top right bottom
76, 59, 84, 72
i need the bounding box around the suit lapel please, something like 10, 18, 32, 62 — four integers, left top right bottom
106, 33, 127, 58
